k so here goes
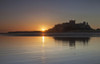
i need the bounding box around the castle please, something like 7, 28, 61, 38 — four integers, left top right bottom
47, 20, 93, 32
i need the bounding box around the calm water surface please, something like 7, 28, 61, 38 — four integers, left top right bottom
0, 35, 100, 64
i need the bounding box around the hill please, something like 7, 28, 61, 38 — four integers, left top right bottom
47, 20, 93, 33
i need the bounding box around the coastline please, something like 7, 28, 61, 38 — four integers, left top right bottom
0, 32, 100, 37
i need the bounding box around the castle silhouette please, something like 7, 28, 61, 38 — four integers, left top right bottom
47, 20, 93, 32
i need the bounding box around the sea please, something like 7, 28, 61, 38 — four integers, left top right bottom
0, 34, 100, 64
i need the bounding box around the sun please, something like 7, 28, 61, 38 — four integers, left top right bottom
41, 28, 46, 32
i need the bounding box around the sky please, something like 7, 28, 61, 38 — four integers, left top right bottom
0, 0, 100, 33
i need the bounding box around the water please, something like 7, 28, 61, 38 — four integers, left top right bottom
0, 35, 100, 64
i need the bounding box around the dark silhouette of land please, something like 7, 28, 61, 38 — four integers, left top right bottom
47, 20, 94, 32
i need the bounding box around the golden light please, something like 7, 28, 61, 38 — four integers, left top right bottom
42, 36, 45, 43
41, 28, 46, 32
42, 36, 45, 47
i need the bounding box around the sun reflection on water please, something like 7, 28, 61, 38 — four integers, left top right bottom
41, 36, 46, 64
42, 36, 45, 47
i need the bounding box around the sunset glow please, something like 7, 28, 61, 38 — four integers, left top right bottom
42, 36, 45, 43
41, 28, 46, 32
42, 36, 45, 47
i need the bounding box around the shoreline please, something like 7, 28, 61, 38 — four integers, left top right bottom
0, 32, 100, 37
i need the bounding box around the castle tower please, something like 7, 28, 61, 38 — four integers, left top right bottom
83, 21, 86, 25
69, 20, 75, 24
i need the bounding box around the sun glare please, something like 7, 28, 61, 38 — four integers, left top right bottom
42, 36, 45, 47
42, 28, 46, 32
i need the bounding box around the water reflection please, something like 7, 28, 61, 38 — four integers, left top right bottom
41, 36, 46, 64
53, 37, 90, 47
0, 35, 100, 64
42, 36, 45, 47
